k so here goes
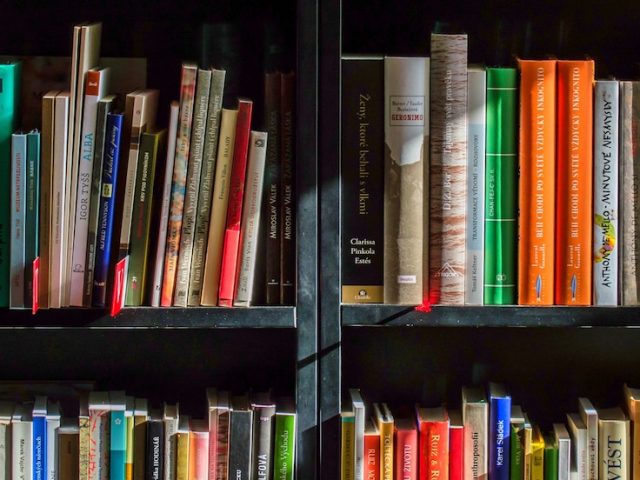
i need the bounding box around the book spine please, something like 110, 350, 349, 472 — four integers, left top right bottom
151, 102, 179, 307
233, 131, 268, 306
544, 446, 558, 480
80, 415, 90, 480
465, 69, 486, 305
341, 58, 385, 303
46, 416, 59, 480
632, 405, 640, 480
189, 431, 209, 480
218, 99, 253, 306
463, 403, 488, 480
342, 417, 355, 480
134, 416, 148, 480
228, 411, 252, 480
509, 425, 523, 480
163, 417, 177, 480
273, 414, 295, 480
89, 410, 109, 480
0, 62, 21, 307
531, 439, 544, 480
450, 427, 464, 480
353, 407, 365, 480
429, 34, 468, 305
558, 437, 570, 480
58, 431, 79, 480
598, 421, 629, 480
264, 72, 282, 305
145, 421, 164, 480
251, 406, 275, 480
489, 398, 511, 480
84, 97, 113, 306
200, 109, 239, 306
280, 72, 296, 305
395, 428, 417, 480
174, 68, 212, 306
593, 80, 620, 305
421, 421, 449, 480
0, 423, 8, 480
13, 421, 32, 480
25, 131, 40, 308
216, 412, 230, 480
188, 69, 226, 306
10, 133, 27, 309
93, 113, 124, 307
555, 60, 594, 305
176, 433, 190, 480
518, 60, 556, 305
33, 415, 46, 480
364, 433, 380, 480
383, 56, 428, 305
126, 414, 133, 480
161, 66, 198, 306
484, 68, 518, 305
111, 410, 126, 480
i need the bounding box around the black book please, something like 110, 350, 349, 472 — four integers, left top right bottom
251, 393, 276, 480
229, 396, 253, 480
280, 72, 296, 305
145, 414, 164, 480
340, 56, 384, 303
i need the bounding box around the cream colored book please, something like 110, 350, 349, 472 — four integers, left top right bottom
579, 398, 598, 480
462, 386, 488, 480
598, 407, 630, 480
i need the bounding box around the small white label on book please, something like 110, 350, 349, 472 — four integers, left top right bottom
398, 275, 417, 284
389, 96, 425, 126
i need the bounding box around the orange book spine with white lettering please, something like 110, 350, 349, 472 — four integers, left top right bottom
518, 60, 556, 305
555, 60, 594, 305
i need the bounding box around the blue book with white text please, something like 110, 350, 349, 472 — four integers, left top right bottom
489, 383, 511, 480
32, 396, 47, 480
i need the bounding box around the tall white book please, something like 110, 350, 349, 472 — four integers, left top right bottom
233, 131, 268, 307
11, 405, 32, 480
0, 402, 12, 480
593, 80, 619, 305
567, 413, 587, 480
46, 402, 60, 480
10, 133, 27, 309
554, 423, 571, 480
70, 67, 109, 306
465, 67, 486, 305
578, 398, 598, 480
462, 386, 488, 480
349, 389, 365, 480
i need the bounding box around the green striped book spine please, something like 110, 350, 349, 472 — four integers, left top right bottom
484, 68, 518, 304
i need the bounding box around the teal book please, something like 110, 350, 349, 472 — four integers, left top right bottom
544, 434, 558, 480
273, 399, 296, 480
10, 132, 27, 308
484, 68, 518, 304
0, 61, 21, 307
25, 131, 40, 308
110, 391, 127, 480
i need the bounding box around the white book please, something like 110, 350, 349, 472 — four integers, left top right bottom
10, 133, 27, 309
163, 403, 179, 480
70, 67, 109, 306
12, 404, 32, 480
45, 403, 60, 480
555, 423, 571, 480
462, 386, 488, 480
598, 408, 630, 480
0, 402, 13, 480
349, 389, 365, 480
50, 92, 70, 309
593, 80, 619, 305
88, 391, 110, 480
151, 101, 179, 307
233, 131, 268, 306
465, 67, 486, 305
578, 398, 598, 480
567, 413, 587, 480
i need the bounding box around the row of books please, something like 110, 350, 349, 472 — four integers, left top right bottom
0, 388, 295, 480
0, 22, 296, 312
340, 32, 627, 307
341, 384, 640, 480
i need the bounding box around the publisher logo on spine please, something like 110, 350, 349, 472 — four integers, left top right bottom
434, 262, 462, 278
389, 96, 425, 126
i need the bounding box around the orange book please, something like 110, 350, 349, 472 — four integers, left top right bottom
188, 420, 209, 480
555, 60, 594, 305
518, 60, 557, 305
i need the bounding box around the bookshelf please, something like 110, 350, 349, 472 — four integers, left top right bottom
319, 0, 640, 478
1, 0, 318, 478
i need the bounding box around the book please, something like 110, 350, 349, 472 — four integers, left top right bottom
462, 386, 489, 480
110, 391, 127, 480
57, 418, 80, 480
553, 424, 570, 480
45, 401, 60, 480
32, 396, 47, 480
218, 98, 253, 306
518, 59, 556, 305
187, 68, 226, 306
593, 80, 619, 305
429, 33, 468, 305
450, 410, 464, 480
341, 56, 385, 303
624, 385, 640, 480
531, 427, 544, 480
544, 435, 558, 480
364, 419, 380, 480
200, 108, 238, 306
555, 60, 594, 305
229, 396, 253, 480
383, 56, 429, 305
162, 403, 178, 480
578, 398, 597, 480
484, 68, 518, 305
234, 131, 268, 306
510, 406, 525, 480
250, 393, 275, 480
10, 132, 27, 309
125, 129, 166, 306
84, 94, 116, 307
145, 415, 164, 480
205, 389, 225, 480
80, 397, 90, 480
273, 399, 296, 480
175, 415, 190, 480
280, 71, 296, 305
92, 112, 124, 307
342, 409, 355, 480
0, 402, 11, 480
24, 130, 40, 309
395, 418, 418, 480
465, 67, 486, 305
161, 63, 197, 306
174, 68, 212, 307
264, 71, 282, 305
89, 391, 111, 480
566, 413, 587, 480
416, 406, 449, 480
188, 420, 208, 480
0, 61, 21, 308
489, 383, 511, 480
125, 397, 133, 480
349, 389, 365, 480
150, 101, 179, 307
522, 415, 533, 480
12, 405, 33, 480
133, 398, 149, 480
70, 67, 109, 306
598, 408, 630, 480
373, 403, 394, 480
214, 392, 231, 480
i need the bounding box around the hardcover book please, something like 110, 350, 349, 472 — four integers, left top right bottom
146, 415, 164, 480
0, 402, 10, 480
250, 393, 275, 480
510, 406, 525, 480
342, 409, 355, 480
544, 435, 558, 480
566, 413, 587, 480
462, 386, 489, 480
429, 34, 467, 305
624, 385, 640, 480
32, 396, 47, 480
364, 419, 380, 480
554, 423, 571, 480
578, 398, 598, 480
531, 427, 544, 480
58, 417, 80, 480
280, 71, 296, 305
133, 397, 149, 480
188, 420, 209, 480
383, 56, 429, 305
598, 408, 630, 480
46, 402, 61, 480
162, 403, 178, 480
341, 56, 384, 303
12, 405, 33, 480
228, 396, 253, 480
489, 383, 511, 480
24, 130, 40, 309
349, 389, 365, 480
416, 406, 449, 480
395, 418, 418, 480
10, 132, 27, 309
110, 391, 127, 480
450, 410, 464, 480
374, 403, 394, 480
273, 399, 296, 480
88, 391, 111, 480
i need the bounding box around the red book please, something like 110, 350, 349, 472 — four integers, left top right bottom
365, 419, 380, 480
449, 410, 464, 480
217, 98, 253, 306
416, 406, 450, 480
395, 418, 418, 480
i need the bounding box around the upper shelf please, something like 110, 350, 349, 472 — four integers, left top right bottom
0, 306, 296, 329
342, 305, 640, 327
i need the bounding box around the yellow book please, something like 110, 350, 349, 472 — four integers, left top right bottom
341, 409, 355, 480
175, 414, 191, 480
125, 397, 134, 480
523, 415, 533, 480
374, 403, 394, 480
624, 384, 640, 480
531, 425, 545, 480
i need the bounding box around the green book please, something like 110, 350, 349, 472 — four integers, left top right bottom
543, 434, 558, 480
484, 67, 518, 304
24, 130, 40, 308
273, 400, 296, 480
0, 61, 21, 307
125, 129, 166, 306
510, 419, 524, 480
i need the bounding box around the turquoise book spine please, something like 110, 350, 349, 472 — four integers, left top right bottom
110, 410, 126, 480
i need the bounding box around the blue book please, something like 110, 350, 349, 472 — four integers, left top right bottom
25, 130, 40, 308
32, 396, 47, 480
93, 113, 124, 307
110, 391, 126, 480
10, 132, 27, 308
489, 383, 511, 480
